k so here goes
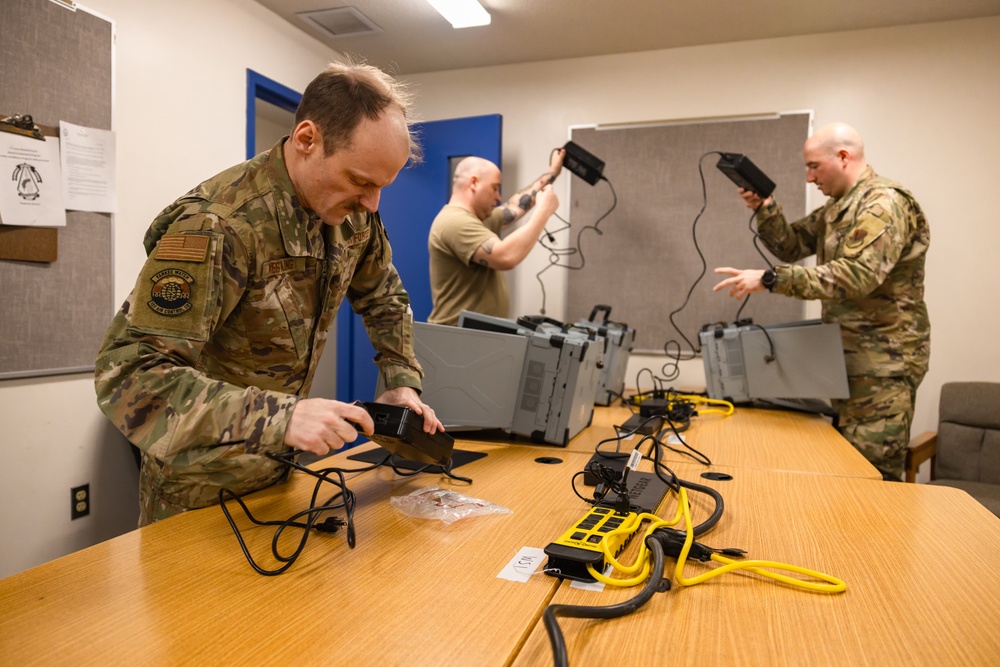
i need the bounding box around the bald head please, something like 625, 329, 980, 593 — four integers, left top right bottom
806, 123, 866, 161
453, 157, 499, 189
450, 156, 502, 220
803, 123, 869, 198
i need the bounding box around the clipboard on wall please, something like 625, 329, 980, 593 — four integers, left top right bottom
0, 0, 114, 378
0, 113, 59, 263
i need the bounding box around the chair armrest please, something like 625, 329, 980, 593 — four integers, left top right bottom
905, 431, 937, 483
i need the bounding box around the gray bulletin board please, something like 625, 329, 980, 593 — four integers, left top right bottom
563, 113, 811, 354
0, 0, 114, 378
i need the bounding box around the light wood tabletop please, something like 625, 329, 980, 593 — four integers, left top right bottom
1, 410, 976, 666
513, 461, 1000, 667
562, 403, 881, 479
0, 442, 599, 667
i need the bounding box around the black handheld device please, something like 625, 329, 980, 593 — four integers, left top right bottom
716, 152, 776, 198
355, 402, 455, 466
562, 141, 605, 185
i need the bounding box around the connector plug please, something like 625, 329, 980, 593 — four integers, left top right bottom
314, 517, 346, 533
649, 528, 744, 562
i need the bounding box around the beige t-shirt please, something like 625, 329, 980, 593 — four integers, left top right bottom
427, 205, 509, 326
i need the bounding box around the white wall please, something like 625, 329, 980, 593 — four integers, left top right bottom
0, 0, 338, 579
405, 16, 1000, 451
2, 7, 997, 579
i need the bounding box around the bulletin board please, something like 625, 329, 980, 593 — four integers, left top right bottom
0, 0, 114, 378
563, 113, 811, 354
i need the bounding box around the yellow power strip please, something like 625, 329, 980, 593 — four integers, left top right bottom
543, 507, 642, 582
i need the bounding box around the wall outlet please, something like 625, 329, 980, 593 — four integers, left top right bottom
71, 484, 90, 520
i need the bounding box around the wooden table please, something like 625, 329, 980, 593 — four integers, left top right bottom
564, 404, 880, 479
513, 461, 1000, 666
3, 411, 992, 666
0, 442, 595, 666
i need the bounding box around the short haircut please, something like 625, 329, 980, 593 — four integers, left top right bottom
294, 60, 422, 162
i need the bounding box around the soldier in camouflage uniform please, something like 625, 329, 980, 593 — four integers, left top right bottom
713, 123, 930, 481
95, 62, 444, 526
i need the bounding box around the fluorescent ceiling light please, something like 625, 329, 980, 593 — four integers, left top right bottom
426, 0, 491, 29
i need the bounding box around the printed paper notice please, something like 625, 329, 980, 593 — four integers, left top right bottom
0, 132, 66, 227
59, 121, 117, 213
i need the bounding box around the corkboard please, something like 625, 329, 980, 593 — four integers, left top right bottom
0, 0, 114, 377
564, 113, 810, 353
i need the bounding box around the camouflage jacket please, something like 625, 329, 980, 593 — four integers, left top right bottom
95, 140, 422, 511
757, 166, 930, 379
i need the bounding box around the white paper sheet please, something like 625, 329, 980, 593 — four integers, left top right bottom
0, 132, 66, 227
59, 121, 117, 213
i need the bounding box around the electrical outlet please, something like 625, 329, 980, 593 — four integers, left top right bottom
71, 484, 90, 520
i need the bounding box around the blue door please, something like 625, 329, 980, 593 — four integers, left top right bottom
337, 114, 503, 401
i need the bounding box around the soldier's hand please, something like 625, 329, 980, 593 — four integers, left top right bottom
284, 398, 374, 455
535, 184, 559, 217
712, 267, 766, 299
375, 386, 445, 435
738, 187, 772, 210
549, 147, 566, 180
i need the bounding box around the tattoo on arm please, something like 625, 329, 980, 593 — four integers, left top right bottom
518, 193, 535, 210
473, 237, 497, 267
498, 207, 517, 225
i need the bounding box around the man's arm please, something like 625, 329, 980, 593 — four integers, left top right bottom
95, 222, 302, 463
714, 190, 913, 302
739, 188, 823, 263
495, 148, 565, 228
345, 213, 443, 433
470, 184, 559, 270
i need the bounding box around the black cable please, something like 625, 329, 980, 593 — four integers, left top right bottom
734, 204, 780, 323
535, 177, 617, 314
383, 453, 474, 485
543, 536, 667, 667
745, 323, 777, 362
747, 205, 776, 269
663, 151, 720, 365
640, 436, 724, 535
654, 421, 711, 466
219, 453, 359, 576
545, 425, 728, 665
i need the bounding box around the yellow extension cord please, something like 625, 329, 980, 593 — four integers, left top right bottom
585, 487, 846, 594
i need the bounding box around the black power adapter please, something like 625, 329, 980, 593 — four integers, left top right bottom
358, 402, 455, 466
563, 141, 605, 185
716, 152, 776, 198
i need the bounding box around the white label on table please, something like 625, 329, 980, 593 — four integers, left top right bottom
497, 546, 547, 582
570, 564, 614, 591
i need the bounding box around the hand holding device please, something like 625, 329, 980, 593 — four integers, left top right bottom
716, 152, 776, 198
355, 402, 455, 466
284, 398, 374, 456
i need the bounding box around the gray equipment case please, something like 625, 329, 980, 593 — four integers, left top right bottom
699, 319, 850, 404
572, 305, 635, 406
409, 311, 603, 446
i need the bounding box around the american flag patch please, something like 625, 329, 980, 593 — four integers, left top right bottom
155, 235, 209, 262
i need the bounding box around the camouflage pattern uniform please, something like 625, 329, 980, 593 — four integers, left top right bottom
756, 166, 930, 480
95, 140, 422, 525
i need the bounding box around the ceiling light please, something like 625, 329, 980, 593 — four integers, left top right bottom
425, 0, 491, 29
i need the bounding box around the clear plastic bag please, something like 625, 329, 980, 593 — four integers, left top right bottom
390, 485, 512, 525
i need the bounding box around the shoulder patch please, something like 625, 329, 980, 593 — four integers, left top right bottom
843, 218, 887, 256
155, 234, 210, 262
846, 227, 869, 249
148, 268, 195, 316
129, 233, 222, 342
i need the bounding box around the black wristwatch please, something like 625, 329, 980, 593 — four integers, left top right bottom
761, 268, 777, 292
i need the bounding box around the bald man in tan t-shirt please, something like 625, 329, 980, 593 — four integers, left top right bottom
428, 150, 563, 325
